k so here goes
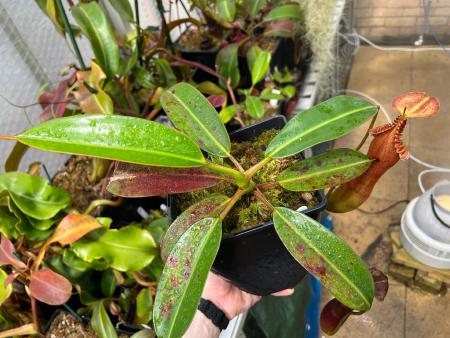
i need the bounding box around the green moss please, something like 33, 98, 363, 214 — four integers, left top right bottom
174, 129, 319, 235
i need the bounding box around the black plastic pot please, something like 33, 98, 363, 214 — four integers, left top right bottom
168, 115, 327, 296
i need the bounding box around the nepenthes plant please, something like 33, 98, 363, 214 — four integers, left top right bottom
1, 82, 391, 337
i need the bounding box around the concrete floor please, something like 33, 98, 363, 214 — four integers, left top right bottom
321, 46, 450, 338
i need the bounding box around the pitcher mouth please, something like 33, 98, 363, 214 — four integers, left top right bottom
430, 182, 450, 228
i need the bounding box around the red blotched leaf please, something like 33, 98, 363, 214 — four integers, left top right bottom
0, 235, 27, 270
107, 162, 226, 198
48, 214, 102, 246
370, 267, 389, 301
207, 95, 226, 108
320, 298, 356, 335
264, 19, 295, 37
39, 74, 76, 122
29, 268, 72, 305
392, 92, 440, 119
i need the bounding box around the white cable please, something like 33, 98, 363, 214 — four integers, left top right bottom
337, 89, 450, 193
357, 34, 445, 52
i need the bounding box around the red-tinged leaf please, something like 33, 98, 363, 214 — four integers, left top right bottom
48, 214, 102, 246
264, 19, 295, 38
320, 298, 355, 335
392, 92, 440, 119
370, 267, 389, 301
29, 268, 72, 305
161, 195, 228, 262
107, 162, 226, 198
4, 272, 19, 287
207, 95, 226, 108
0, 235, 27, 270
39, 74, 75, 122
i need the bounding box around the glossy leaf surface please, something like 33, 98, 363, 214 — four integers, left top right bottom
72, 2, 119, 78
246, 47, 271, 85
266, 96, 377, 158
216, 43, 240, 89
273, 207, 374, 310
0, 172, 70, 220
136, 287, 154, 325
161, 83, 231, 157
263, 4, 304, 22
161, 194, 227, 262
48, 214, 102, 246
277, 149, 372, 191
245, 96, 264, 119
219, 104, 243, 123
0, 206, 19, 239
29, 268, 72, 305
0, 268, 12, 305
109, 0, 134, 21
17, 115, 204, 167
92, 301, 118, 338
71, 226, 158, 272
107, 162, 224, 197
0, 235, 27, 269
154, 218, 222, 338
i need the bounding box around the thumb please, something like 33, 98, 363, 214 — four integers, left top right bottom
271, 288, 295, 297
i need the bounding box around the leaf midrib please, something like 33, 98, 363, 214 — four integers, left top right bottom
165, 90, 230, 156
275, 209, 371, 308
267, 105, 375, 157
278, 159, 372, 184
19, 135, 204, 166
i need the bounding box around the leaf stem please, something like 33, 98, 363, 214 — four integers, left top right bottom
0, 135, 17, 141
254, 188, 275, 212
257, 181, 279, 189
84, 198, 123, 215
204, 162, 248, 188
245, 157, 272, 179
55, 0, 86, 70
31, 297, 40, 335
219, 181, 256, 220
0, 324, 37, 338
229, 155, 245, 172
356, 109, 379, 151
134, 0, 142, 63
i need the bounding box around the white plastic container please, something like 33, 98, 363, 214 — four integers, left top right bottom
400, 181, 450, 269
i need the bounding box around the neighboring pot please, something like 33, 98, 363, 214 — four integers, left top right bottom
168, 115, 327, 296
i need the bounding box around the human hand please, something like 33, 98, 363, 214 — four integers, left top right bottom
202, 272, 295, 320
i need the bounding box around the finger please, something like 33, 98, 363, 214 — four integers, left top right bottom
271, 289, 295, 297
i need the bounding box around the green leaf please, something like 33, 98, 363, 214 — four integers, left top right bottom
27, 216, 56, 231
161, 194, 227, 262
130, 330, 155, 338
109, 0, 134, 22
247, 0, 266, 19
263, 4, 304, 22
246, 46, 271, 86
120, 46, 139, 76
63, 249, 109, 272
0, 206, 18, 239
219, 104, 243, 124
273, 207, 374, 310
281, 85, 296, 99
9, 202, 53, 241
277, 149, 372, 191
216, 0, 236, 22
101, 269, 117, 297
265, 96, 377, 158
245, 96, 265, 119
196, 81, 227, 97
71, 225, 158, 272
160, 83, 231, 157
216, 43, 240, 89
17, 114, 205, 167
0, 268, 12, 305
133, 65, 156, 89
155, 59, 177, 87
136, 287, 154, 325
92, 301, 118, 338
0, 172, 71, 220
154, 218, 222, 338
72, 2, 120, 78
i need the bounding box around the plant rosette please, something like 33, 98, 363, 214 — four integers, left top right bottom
1, 81, 385, 337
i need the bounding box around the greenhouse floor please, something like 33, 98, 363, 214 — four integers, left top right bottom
321, 46, 450, 338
